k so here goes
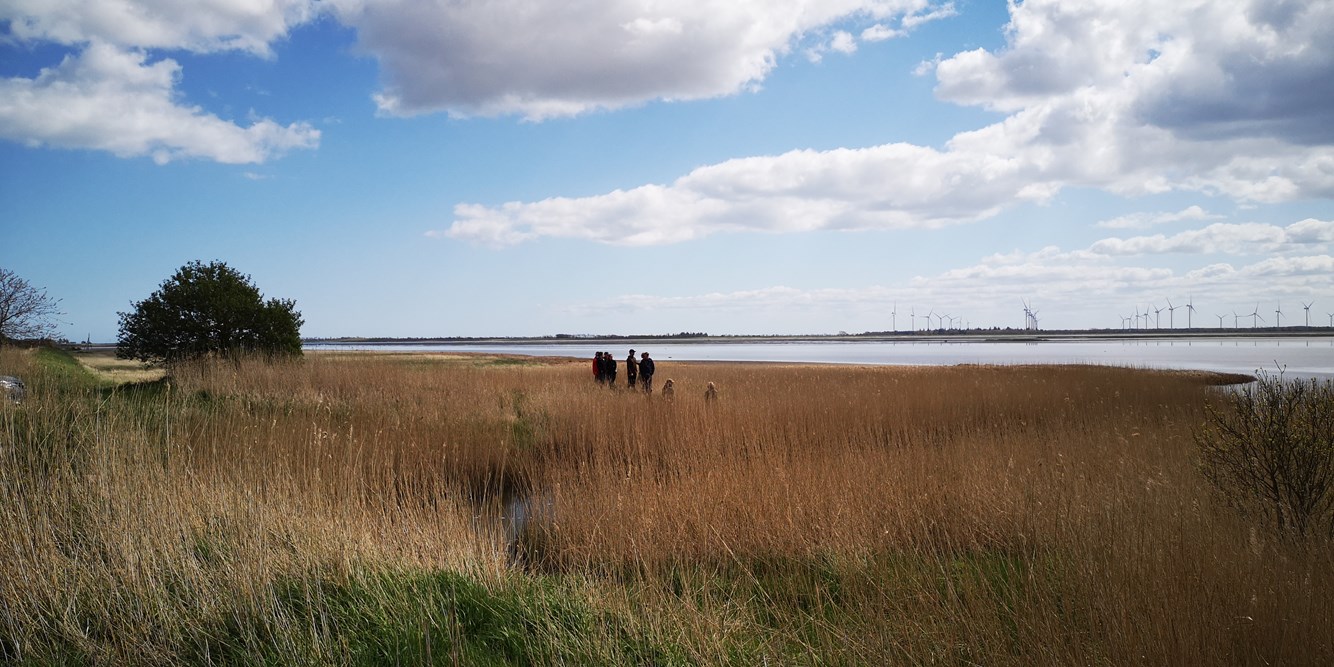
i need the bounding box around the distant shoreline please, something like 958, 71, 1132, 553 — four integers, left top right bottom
305, 328, 1334, 346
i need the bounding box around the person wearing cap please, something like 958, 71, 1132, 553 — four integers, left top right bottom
625, 349, 638, 388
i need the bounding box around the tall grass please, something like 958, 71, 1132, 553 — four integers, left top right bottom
1, 347, 1329, 664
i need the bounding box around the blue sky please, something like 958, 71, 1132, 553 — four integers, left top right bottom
2, 0, 1332, 340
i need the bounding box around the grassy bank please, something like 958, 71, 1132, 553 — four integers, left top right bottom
1, 347, 1329, 664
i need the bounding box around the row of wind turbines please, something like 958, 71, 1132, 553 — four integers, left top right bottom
883, 301, 1042, 332
885, 303, 968, 332
1121, 298, 1331, 330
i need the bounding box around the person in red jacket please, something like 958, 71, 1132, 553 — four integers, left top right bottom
593, 351, 604, 383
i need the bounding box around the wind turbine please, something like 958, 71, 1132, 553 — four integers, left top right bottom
1186, 295, 1197, 329
926, 309, 936, 331
890, 301, 897, 332
910, 307, 916, 331
1251, 304, 1264, 329
1274, 302, 1283, 328
1029, 308, 1041, 330
1302, 301, 1313, 327
1232, 310, 1240, 328
1216, 314, 1225, 329
1166, 298, 1178, 329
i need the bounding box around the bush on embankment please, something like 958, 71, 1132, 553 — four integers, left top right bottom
1197, 371, 1334, 539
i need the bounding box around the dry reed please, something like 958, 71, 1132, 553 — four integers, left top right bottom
1, 347, 1329, 664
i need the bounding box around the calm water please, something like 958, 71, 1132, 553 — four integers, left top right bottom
307, 337, 1334, 380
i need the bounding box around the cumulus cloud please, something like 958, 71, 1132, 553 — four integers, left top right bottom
435, 142, 1052, 245
862, 2, 956, 42
929, 0, 1334, 191
1, 0, 322, 163
331, 0, 954, 119
593, 286, 894, 313
830, 31, 859, 55
1094, 206, 1222, 230
0, 0, 318, 56
439, 0, 1334, 246
0, 43, 319, 164
1088, 219, 1334, 256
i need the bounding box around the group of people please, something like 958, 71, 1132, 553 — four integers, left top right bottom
593, 349, 656, 392
592, 349, 718, 401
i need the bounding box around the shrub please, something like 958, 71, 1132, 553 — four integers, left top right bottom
1196, 372, 1334, 538
117, 260, 302, 365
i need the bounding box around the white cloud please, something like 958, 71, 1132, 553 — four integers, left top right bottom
0, 43, 319, 164
929, 0, 1334, 185
0, 1, 323, 163
561, 248, 1331, 331
436, 142, 1052, 245
0, 0, 318, 56
861, 24, 904, 42
440, 0, 1334, 246
1243, 255, 1334, 277
1088, 219, 1334, 256
829, 31, 858, 55
330, 0, 952, 119
901, 2, 957, 29
1094, 205, 1223, 229
863, 2, 955, 42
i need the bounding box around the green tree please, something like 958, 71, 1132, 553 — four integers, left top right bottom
0, 267, 62, 343
117, 260, 303, 364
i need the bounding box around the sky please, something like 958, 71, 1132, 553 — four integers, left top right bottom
2, 0, 1333, 341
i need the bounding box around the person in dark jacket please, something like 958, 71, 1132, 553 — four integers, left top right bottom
602, 351, 617, 387
625, 349, 638, 387
638, 351, 656, 393
593, 352, 604, 383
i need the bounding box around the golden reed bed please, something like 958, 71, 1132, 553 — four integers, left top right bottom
0, 347, 1328, 664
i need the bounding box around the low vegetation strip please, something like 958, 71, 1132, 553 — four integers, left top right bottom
0, 347, 1330, 665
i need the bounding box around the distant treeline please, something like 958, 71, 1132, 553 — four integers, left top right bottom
304, 325, 1334, 345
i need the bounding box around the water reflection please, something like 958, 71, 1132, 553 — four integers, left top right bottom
308, 336, 1334, 380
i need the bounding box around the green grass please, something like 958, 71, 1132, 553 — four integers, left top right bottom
186, 569, 683, 667
31, 347, 103, 391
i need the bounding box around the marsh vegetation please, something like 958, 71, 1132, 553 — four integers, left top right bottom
1, 347, 1330, 665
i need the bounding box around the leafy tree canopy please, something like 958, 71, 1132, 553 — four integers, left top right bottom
117, 260, 303, 364
0, 267, 62, 343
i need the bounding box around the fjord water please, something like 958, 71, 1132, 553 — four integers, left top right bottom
309, 336, 1334, 380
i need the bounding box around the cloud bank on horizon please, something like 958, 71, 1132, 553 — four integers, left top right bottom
2, 0, 1332, 336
